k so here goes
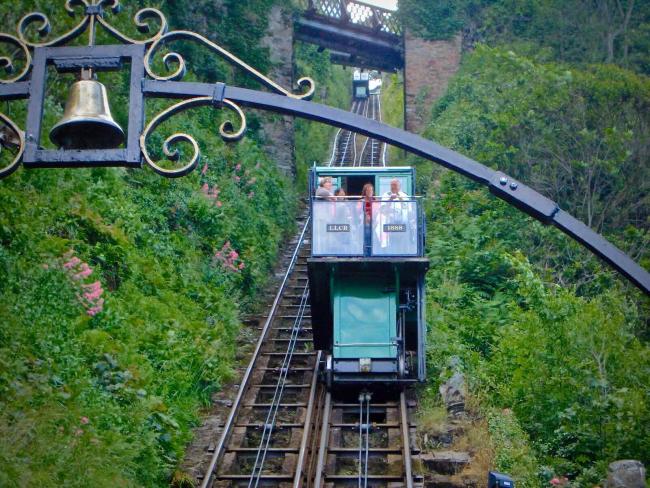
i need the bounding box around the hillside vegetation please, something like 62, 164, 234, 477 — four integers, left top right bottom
0, 1, 300, 485
401, 2, 649, 486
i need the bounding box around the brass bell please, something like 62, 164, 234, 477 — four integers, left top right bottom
50, 78, 125, 150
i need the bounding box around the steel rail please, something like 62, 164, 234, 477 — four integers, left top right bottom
359, 93, 384, 167
328, 99, 357, 166
354, 95, 370, 166
400, 392, 414, 488
313, 391, 332, 488
358, 95, 373, 166
377, 91, 387, 166
351, 96, 366, 166
248, 283, 311, 487
199, 216, 311, 488
357, 393, 364, 487
339, 97, 364, 166
292, 350, 322, 488
362, 393, 370, 488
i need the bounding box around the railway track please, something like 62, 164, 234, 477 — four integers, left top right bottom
199, 88, 417, 487
358, 94, 387, 167
329, 98, 366, 166
199, 218, 420, 487
200, 216, 319, 487
311, 391, 421, 488
329, 93, 386, 167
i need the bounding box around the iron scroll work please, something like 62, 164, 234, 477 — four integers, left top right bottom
0, 2, 648, 296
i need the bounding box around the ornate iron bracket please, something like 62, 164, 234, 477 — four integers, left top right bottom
0, 1, 648, 295
0, 0, 314, 177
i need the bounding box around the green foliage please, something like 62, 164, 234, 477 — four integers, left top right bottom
487, 409, 541, 488
415, 47, 649, 485
0, 1, 298, 486
424, 46, 649, 290
399, 0, 650, 75
398, 0, 464, 40
418, 147, 649, 484
380, 72, 406, 162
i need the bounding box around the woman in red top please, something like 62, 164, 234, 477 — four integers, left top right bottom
361, 183, 374, 255
361, 183, 374, 224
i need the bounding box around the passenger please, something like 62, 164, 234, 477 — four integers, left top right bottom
379, 178, 413, 252
382, 178, 408, 201
361, 183, 374, 256
315, 176, 334, 200
361, 183, 374, 223
334, 187, 346, 198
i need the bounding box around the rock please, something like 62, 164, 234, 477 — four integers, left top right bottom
607, 460, 646, 488
439, 371, 466, 416
421, 450, 471, 475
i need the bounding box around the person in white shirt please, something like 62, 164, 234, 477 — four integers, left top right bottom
378, 179, 411, 250
381, 178, 408, 201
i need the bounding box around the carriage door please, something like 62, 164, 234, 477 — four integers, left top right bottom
333, 275, 397, 359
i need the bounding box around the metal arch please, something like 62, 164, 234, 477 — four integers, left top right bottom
142, 80, 650, 295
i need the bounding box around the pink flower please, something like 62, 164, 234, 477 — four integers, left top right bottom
84, 287, 103, 301
550, 478, 561, 486
238, 262, 245, 270
216, 201, 222, 208
201, 183, 209, 192
74, 428, 84, 436
74, 266, 93, 279
200, 162, 208, 175
234, 176, 241, 182
229, 250, 238, 259
63, 257, 81, 269
235, 163, 242, 171
80, 416, 89, 425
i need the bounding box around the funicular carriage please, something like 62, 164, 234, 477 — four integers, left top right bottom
307, 166, 429, 389
352, 70, 370, 99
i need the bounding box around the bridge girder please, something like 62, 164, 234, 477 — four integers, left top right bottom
295, 16, 403, 71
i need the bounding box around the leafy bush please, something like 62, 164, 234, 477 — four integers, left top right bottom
413, 44, 649, 484
0, 1, 298, 486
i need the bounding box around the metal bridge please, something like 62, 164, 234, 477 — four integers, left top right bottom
295, 0, 404, 71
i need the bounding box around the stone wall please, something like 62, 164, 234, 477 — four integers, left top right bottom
260, 5, 295, 176
403, 31, 462, 134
